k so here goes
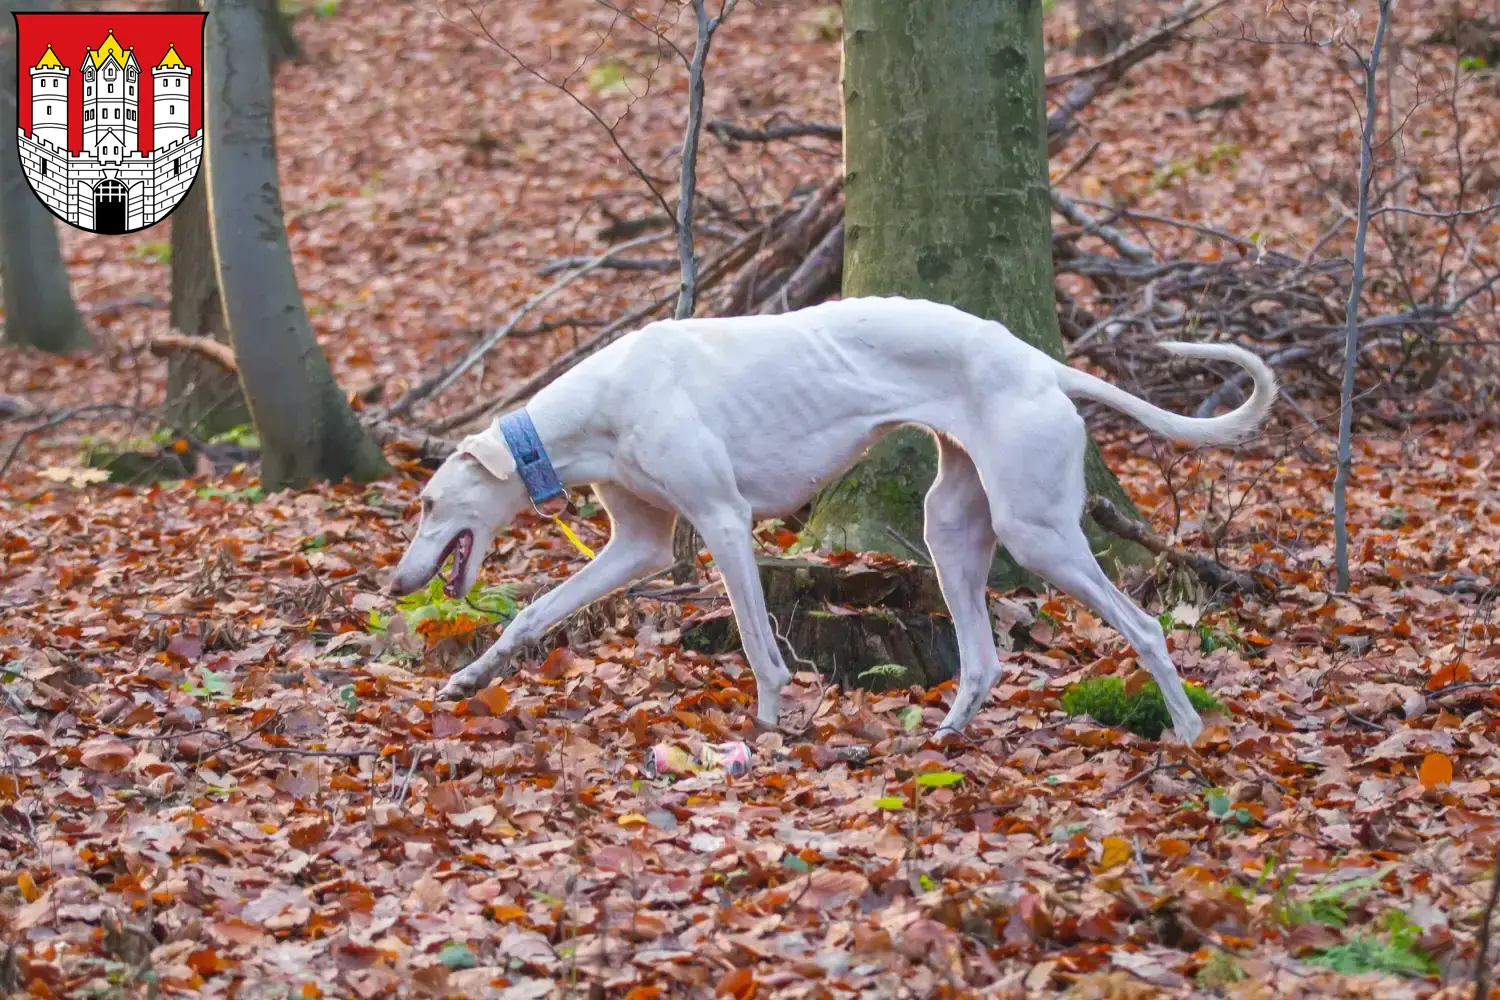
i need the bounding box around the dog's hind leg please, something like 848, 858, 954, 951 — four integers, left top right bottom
980, 396, 1205, 744
924, 436, 1006, 737
438, 484, 675, 700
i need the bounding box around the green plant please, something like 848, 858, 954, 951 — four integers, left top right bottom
586, 59, 631, 95
1269, 864, 1396, 928
181, 667, 232, 701
1307, 911, 1437, 978
1061, 676, 1223, 739
207, 424, 259, 450
1196, 949, 1247, 990
133, 241, 171, 264
1203, 787, 1256, 828
858, 662, 910, 685
388, 575, 517, 635
1459, 54, 1488, 71
196, 485, 265, 503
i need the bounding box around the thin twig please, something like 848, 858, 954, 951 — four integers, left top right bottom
146, 333, 238, 372
395, 231, 670, 420
706, 119, 842, 143
1477, 844, 1500, 1000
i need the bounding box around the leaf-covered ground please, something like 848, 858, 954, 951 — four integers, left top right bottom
3, 1, 1500, 997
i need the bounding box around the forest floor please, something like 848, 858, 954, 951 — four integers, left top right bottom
3, 0, 1500, 997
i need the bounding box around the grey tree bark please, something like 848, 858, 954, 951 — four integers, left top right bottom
205, 0, 386, 488
0, 0, 91, 354
811, 0, 1146, 584
164, 0, 247, 435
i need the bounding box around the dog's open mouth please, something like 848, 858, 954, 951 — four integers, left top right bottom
437, 529, 474, 599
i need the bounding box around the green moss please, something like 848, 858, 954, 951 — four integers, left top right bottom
1061, 676, 1224, 739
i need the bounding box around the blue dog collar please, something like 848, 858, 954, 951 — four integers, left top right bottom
497, 409, 566, 512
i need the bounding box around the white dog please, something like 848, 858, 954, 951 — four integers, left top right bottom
389, 297, 1275, 743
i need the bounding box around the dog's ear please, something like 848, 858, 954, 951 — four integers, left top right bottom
456, 427, 515, 482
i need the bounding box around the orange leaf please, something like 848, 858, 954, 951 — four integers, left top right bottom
1122, 669, 1151, 700
1419, 752, 1453, 788
1098, 836, 1132, 870
1426, 661, 1473, 690
80, 739, 135, 772
17, 871, 40, 902
187, 947, 234, 974
1156, 837, 1191, 859
624, 987, 664, 1000
489, 903, 526, 922
716, 967, 755, 999
474, 685, 509, 715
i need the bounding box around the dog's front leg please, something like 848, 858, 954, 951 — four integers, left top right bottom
438, 486, 675, 700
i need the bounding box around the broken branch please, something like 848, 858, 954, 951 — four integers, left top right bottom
1086, 495, 1270, 596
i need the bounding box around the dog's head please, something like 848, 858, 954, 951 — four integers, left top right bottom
387, 428, 530, 600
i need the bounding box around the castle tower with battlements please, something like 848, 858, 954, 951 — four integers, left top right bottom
151, 44, 189, 149
28, 45, 68, 150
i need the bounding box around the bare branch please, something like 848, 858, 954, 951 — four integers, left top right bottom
1333, 0, 1391, 593
146, 333, 238, 372
1051, 189, 1152, 264
389, 231, 670, 419
1368, 199, 1500, 221
707, 119, 843, 144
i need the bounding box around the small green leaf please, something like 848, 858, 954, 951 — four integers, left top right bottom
196, 671, 231, 695
873, 796, 906, 811
918, 873, 936, 892
896, 705, 923, 732
1205, 788, 1231, 817
915, 770, 963, 788
782, 854, 811, 873
438, 941, 477, 970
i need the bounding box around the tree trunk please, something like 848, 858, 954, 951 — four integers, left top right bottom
164, 0, 248, 436
167, 170, 250, 436
0, 0, 90, 355
813, 0, 1146, 586
205, 0, 386, 489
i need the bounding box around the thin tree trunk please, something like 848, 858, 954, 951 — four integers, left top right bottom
204, 0, 386, 488
812, 0, 1146, 585
669, 0, 736, 584
1333, 0, 1391, 592
164, 0, 247, 435
0, 0, 90, 355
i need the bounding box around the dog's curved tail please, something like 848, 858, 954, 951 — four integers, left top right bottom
1052, 342, 1278, 447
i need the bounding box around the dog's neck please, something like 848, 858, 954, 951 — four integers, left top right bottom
521, 382, 615, 487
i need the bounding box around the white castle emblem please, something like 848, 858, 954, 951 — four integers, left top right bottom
17, 30, 203, 234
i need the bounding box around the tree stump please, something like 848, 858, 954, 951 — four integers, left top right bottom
680, 557, 961, 692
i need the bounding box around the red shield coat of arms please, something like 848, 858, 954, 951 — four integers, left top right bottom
13, 11, 206, 235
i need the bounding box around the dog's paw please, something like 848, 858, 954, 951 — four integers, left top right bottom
437, 672, 481, 701
1171, 714, 1205, 747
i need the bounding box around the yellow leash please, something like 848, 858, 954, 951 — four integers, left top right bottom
552, 515, 596, 559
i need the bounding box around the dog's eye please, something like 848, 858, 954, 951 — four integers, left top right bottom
420, 498, 433, 516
